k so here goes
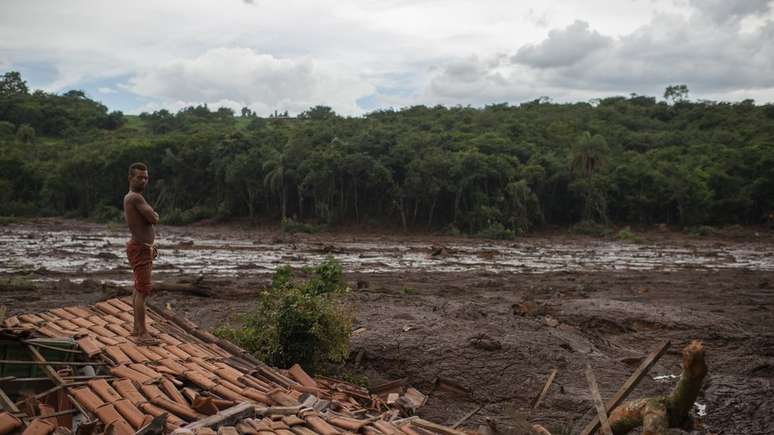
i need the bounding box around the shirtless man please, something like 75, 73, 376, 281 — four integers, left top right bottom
124, 162, 160, 345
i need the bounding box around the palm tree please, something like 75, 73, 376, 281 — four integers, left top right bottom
263, 149, 289, 220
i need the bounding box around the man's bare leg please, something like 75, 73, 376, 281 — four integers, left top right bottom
132, 291, 158, 344
131, 291, 140, 336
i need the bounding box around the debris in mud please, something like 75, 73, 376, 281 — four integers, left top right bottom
1, 299, 448, 435
467, 333, 502, 351
95, 252, 119, 260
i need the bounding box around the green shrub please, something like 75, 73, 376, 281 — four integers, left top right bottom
214, 257, 353, 373
571, 220, 613, 237
93, 204, 123, 223
477, 222, 515, 240
616, 226, 642, 243
162, 206, 215, 225
686, 225, 717, 236
281, 217, 321, 234
400, 287, 417, 295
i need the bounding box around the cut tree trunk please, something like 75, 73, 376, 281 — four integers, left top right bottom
607, 340, 707, 435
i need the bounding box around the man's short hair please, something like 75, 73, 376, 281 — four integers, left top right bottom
129, 162, 148, 177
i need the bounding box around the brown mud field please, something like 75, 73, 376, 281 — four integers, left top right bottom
2, 219, 774, 434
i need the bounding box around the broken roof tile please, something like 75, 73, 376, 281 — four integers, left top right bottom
183, 370, 217, 390
267, 389, 298, 407
288, 364, 317, 389
159, 333, 183, 346
2, 316, 20, 328
161, 379, 189, 406
64, 306, 93, 318
107, 298, 134, 313
88, 324, 116, 338
95, 403, 134, 435
135, 346, 164, 361
158, 358, 189, 375
19, 314, 46, 325
0, 412, 23, 435
104, 346, 133, 365
129, 363, 163, 380
113, 398, 151, 430
140, 384, 167, 401
20, 418, 55, 435
112, 379, 146, 406
95, 302, 122, 316
69, 386, 105, 414
88, 378, 123, 403
96, 335, 124, 347
210, 384, 249, 403
110, 365, 154, 384
49, 308, 77, 320
54, 319, 81, 331
150, 397, 203, 422
241, 388, 271, 405
304, 416, 340, 435
70, 317, 96, 329
119, 344, 150, 363
166, 345, 193, 360
106, 323, 132, 337
87, 315, 108, 326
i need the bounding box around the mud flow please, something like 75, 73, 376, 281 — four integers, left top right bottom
2, 220, 773, 434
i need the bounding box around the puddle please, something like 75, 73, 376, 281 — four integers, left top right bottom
2, 227, 774, 278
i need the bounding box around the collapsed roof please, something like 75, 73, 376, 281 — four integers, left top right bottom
0, 298, 457, 435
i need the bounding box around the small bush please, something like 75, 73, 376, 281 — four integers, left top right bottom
162, 206, 215, 225
400, 287, 417, 295
92, 204, 123, 223
477, 222, 515, 240
214, 257, 353, 373
616, 226, 642, 243
571, 220, 613, 237
686, 225, 717, 237
281, 217, 321, 234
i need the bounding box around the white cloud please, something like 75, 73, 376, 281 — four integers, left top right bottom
1, 0, 773, 113
97, 87, 117, 94
512, 20, 612, 68
123, 48, 374, 116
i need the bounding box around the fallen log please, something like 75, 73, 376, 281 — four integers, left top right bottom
153, 278, 213, 297
607, 340, 707, 434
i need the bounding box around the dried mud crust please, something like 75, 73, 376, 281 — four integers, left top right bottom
2, 220, 774, 434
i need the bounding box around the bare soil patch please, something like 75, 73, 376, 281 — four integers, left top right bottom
2, 219, 773, 434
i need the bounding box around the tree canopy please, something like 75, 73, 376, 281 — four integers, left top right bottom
1, 72, 773, 235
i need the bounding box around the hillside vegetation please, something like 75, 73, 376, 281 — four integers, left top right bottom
2, 71, 773, 235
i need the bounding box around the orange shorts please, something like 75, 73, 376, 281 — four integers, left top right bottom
127, 240, 155, 295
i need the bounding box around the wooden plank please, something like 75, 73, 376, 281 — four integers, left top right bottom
0, 384, 21, 413
182, 402, 255, 431
26, 345, 66, 386
580, 340, 670, 435
451, 404, 483, 429
532, 368, 557, 409
409, 418, 469, 435
585, 364, 613, 435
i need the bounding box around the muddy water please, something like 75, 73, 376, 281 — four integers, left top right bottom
2, 226, 773, 278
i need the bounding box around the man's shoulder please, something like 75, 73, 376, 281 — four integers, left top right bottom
124, 191, 145, 203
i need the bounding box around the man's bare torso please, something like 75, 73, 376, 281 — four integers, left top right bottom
124, 192, 156, 244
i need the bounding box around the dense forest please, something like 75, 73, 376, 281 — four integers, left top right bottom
1, 71, 773, 235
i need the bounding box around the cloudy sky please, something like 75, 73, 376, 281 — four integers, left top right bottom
1, 0, 773, 115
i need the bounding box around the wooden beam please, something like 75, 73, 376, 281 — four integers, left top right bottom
451, 405, 483, 429
182, 402, 255, 431
409, 418, 469, 435
25, 345, 66, 386
0, 384, 21, 413
580, 340, 670, 435
585, 364, 613, 435
532, 368, 557, 409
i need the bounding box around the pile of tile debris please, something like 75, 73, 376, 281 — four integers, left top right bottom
0, 298, 460, 435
